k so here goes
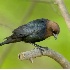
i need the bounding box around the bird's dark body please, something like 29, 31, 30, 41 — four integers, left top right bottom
13, 19, 48, 43
0, 18, 49, 46
0, 18, 60, 46
13, 18, 47, 43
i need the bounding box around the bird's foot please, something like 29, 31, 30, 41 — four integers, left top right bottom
31, 43, 48, 55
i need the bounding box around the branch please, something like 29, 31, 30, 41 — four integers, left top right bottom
18, 46, 70, 69
55, 0, 70, 30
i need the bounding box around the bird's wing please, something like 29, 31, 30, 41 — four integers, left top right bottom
12, 24, 33, 37
12, 19, 46, 38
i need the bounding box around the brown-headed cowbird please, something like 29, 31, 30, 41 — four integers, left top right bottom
0, 18, 60, 47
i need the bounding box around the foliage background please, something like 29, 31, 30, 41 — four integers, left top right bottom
0, 0, 70, 69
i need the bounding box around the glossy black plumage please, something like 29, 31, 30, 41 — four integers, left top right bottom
0, 18, 60, 46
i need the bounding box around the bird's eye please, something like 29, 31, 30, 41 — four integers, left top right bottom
52, 30, 57, 34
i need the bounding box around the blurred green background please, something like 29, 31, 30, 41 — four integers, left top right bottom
0, 0, 70, 69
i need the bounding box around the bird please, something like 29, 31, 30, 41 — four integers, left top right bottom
0, 18, 60, 47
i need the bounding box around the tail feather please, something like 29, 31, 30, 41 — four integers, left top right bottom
0, 42, 5, 46
0, 36, 22, 46
0, 37, 14, 46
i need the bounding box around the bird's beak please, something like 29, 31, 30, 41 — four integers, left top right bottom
53, 33, 58, 40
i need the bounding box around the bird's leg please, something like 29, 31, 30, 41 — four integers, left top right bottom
31, 43, 40, 47
31, 43, 48, 55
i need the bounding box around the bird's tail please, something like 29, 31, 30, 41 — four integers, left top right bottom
0, 36, 14, 46
0, 35, 21, 46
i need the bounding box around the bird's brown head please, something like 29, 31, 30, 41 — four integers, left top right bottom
46, 20, 60, 40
